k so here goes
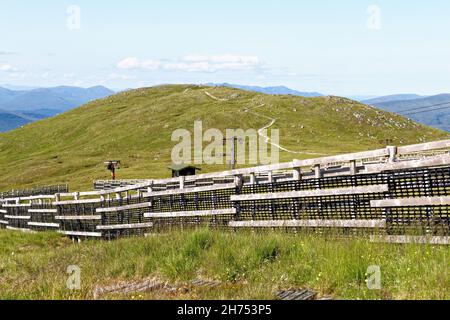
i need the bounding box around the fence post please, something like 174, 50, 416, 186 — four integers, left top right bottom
350, 160, 357, 175
314, 164, 322, 179
234, 175, 244, 189
147, 181, 154, 194
179, 176, 185, 189
293, 168, 302, 180
387, 146, 398, 163
250, 173, 256, 185
267, 171, 274, 183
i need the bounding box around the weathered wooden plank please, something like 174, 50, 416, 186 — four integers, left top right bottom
4, 215, 31, 220
364, 155, 450, 174
6, 226, 34, 233
178, 162, 296, 181
21, 195, 56, 201
0, 209, 7, 214
397, 139, 450, 154
58, 231, 102, 237
229, 219, 386, 228
60, 181, 154, 198
96, 202, 152, 213
143, 183, 236, 198
293, 148, 388, 168
53, 199, 103, 205
1, 204, 32, 207
96, 222, 154, 230
0, 195, 54, 202
106, 181, 154, 194
28, 222, 60, 228
0, 220, 9, 225
55, 215, 102, 221
230, 185, 389, 202
370, 235, 449, 245
28, 209, 58, 214
371, 196, 450, 208
144, 208, 236, 218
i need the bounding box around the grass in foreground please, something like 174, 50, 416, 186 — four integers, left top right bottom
0, 229, 448, 300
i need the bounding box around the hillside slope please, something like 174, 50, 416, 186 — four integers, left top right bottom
0, 85, 448, 191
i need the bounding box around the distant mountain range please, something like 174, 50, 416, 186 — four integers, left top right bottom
0, 86, 114, 132
206, 83, 324, 97
363, 94, 450, 132
362, 94, 426, 105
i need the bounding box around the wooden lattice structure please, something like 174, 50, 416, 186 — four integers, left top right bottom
1, 140, 449, 244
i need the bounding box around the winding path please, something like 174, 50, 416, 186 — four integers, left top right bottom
204, 91, 325, 156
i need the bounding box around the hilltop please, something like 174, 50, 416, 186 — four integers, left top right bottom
0, 84, 448, 191
206, 83, 324, 97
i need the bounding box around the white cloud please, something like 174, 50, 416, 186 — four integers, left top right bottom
116, 54, 263, 73
167, 54, 262, 73
117, 57, 161, 70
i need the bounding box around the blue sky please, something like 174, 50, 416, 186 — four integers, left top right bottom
1, 0, 449, 95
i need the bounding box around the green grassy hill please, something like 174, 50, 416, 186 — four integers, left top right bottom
0, 84, 448, 191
